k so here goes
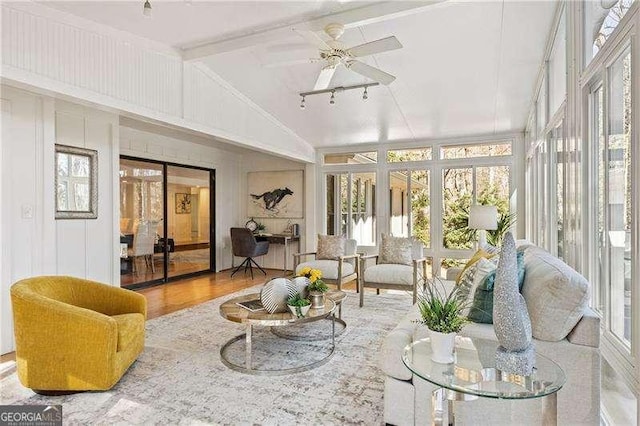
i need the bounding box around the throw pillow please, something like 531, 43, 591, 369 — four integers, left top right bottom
456, 249, 495, 284
379, 234, 413, 265
467, 250, 526, 324
316, 235, 346, 260
521, 248, 589, 341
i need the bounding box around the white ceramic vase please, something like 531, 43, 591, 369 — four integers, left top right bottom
429, 329, 456, 363
288, 304, 311, 318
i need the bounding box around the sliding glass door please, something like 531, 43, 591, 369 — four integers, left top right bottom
119, 157, 214, 288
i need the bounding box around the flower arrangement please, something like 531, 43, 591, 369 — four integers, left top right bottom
298, 267, 328, 293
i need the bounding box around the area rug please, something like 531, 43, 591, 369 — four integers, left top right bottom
0, 286, 414, 425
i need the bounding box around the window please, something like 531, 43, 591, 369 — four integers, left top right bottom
389, 170, 431, 247
324, 151, 377, 164
387, 148, 432, 162
440, 142, 511, 159
325, 172, 376, 246
584, 0, 635, 65
607, 49, 632, 346
549, 8, 566, 117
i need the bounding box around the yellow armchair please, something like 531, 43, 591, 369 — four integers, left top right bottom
10, 276, 146, 393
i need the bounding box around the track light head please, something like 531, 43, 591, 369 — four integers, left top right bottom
300, 96, 306, 109
143, 0, 152, 17
329, 91, 335, 105
362, 87, 368, 100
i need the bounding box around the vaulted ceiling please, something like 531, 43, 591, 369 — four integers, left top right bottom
42, 1, 557, 148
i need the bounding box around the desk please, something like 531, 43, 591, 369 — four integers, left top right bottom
255, 234, 300, 275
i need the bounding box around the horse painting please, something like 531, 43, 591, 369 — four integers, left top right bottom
250, 187, 293, 211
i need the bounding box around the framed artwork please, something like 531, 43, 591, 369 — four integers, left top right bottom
175, 193, 192, 214
247, 170, 304, 218
55, 144, 98, 219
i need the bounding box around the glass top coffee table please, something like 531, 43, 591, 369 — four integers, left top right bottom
402, 336, 566, 425
220, 292, 344, 375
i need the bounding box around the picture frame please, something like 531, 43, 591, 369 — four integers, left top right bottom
55, 144, 98, 219
175, 193, 192, 214
247, 170, 304, 218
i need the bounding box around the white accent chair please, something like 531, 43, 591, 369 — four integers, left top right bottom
129, 220, 158, 274
358, 239, 427, 307
293, 239, 360, 291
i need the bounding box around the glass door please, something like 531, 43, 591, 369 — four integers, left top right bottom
119, 158, 165, 287
167, 165, 212, 279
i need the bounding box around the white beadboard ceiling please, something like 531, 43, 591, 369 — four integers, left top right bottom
41, 0, 557, 148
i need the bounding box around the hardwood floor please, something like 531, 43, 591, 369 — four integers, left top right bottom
139, 268, 284, 319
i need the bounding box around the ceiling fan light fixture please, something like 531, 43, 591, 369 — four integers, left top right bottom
362, 87, 368, 100
143, 0, 152, 17
329, 91, 335, 105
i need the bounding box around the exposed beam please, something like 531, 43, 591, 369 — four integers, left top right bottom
181, 0, 446, 61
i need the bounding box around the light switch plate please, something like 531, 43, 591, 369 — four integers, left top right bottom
21, 204, 34, 219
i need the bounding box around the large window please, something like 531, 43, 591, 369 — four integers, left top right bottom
585, 0, 635, 65
389, 169, 431, 247
325, 172, 376, 246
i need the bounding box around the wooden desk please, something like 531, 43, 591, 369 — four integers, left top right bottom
255, 233, 300, 275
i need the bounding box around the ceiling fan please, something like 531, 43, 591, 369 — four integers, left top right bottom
267, 23, 402, 91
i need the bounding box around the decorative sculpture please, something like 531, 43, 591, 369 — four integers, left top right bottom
493, 232, 535, 375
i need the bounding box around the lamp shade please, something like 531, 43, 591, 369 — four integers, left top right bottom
468, 205, 498, 230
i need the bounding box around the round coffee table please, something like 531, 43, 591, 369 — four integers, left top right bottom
403, 336, 566, 425
220, 293, 338, 375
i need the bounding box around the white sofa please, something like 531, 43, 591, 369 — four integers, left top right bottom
380, 244, 601, 425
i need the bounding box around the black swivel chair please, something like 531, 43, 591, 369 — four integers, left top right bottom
230, 227, 269, 279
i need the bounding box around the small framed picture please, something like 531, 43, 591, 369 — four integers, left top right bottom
175, 193, 192, 214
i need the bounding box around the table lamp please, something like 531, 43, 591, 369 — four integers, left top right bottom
468, 205, 498, 249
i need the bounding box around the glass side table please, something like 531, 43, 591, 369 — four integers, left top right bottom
402, 336, 566, 426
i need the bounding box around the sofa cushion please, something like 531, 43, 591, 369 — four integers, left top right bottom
379, 234, 413, 265
316, 235, 345, 260
457, 249, 496, 284
364, 263, 413, 285
295, 260, 354, 280
522, 248, 589, 341
468, 251, 525, 324
112, 313, 145, 352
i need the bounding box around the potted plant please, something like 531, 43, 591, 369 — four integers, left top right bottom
298, 267, 327, 308
287, 293, 311, 318
416, 279, 468, 363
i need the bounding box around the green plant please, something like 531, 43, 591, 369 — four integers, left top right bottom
307, 280, 328, 293
255, 222, 266, 232
416, 279, 468, 334
287, 293, 311, 317
486, 211, 517, 246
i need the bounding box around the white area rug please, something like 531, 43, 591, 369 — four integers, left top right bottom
0, 286, 414, 425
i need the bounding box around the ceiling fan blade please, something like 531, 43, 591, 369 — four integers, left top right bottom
263, 58, 322, 68
347, 36, 403, 58
313, 66, 337, 91
346, 60, 396, 85
293, 28, 331, 51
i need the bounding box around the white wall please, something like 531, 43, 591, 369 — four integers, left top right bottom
0, 2, 315, 163
1, 86, 119, 354
239, 154, 315, 271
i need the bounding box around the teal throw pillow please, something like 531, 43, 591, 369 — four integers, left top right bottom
467, 250, 526, 324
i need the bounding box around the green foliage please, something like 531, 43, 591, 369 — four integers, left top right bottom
255, 222, 266, 232
287, 293, 311, 307
487, 211, 517, 246
416, 279, 468, 334
307, 280, 328, 293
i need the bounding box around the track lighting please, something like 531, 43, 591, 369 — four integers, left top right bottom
143, 0, 152, 17
298, 82, 377, 109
